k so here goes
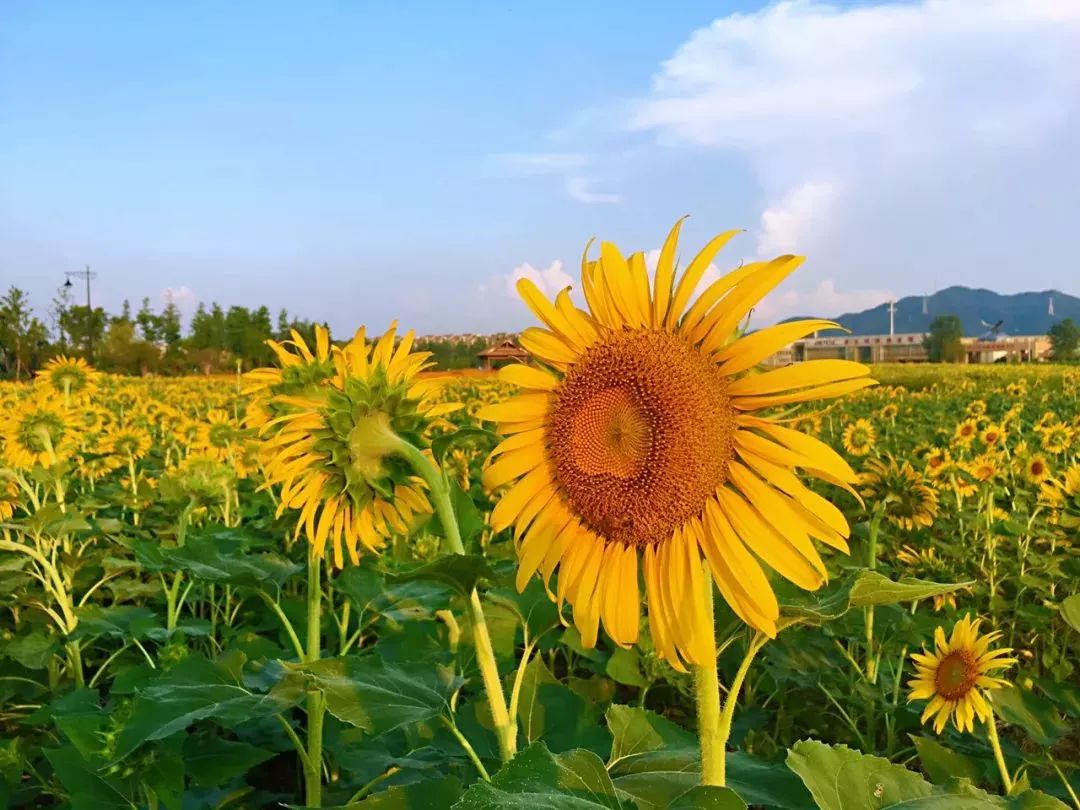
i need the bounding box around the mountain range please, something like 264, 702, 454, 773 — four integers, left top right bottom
791, 286, 1079, 337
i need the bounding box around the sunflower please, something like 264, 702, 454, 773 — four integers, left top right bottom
924, 448, 950, 478
1019, 454, 1051, 485
966, 400, 987, 419
0, 397, 72, 470
0, 477, 20, 521
979, 423, 1004, 448
37, 355, 100, 400
908, 615, 1016, 733
953, 419, 979, 447
860, 455, 938, 530
243, 325, 336, 431
105, 423, 152, 461
842, 418, 876, 457
880, 403, 899, 421
479, 221, 875, 668
1040, 423, 1074, 455
968, 454, 1000, 484
257, 324, 458, 567
197, 409, 244, 462
1005, 381, 1027, 398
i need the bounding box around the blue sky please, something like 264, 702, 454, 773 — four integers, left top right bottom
3, 1, 1079, 336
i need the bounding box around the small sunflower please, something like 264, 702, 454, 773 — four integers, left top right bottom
480, 221, 875, 667
256, 324, 459, 567
105, 423, 152, 461
909, 615, 1017, 733
1040, 423, 1074, 455
860, 455, 938, 530
979, 423, 1004, 448
880, 403, 899, 421
197, 409, 244, 462
953, 419, 979, 447
1019, 454, 1051, 485
842, 418, 876, 457
968, 454, 1000, 484
37, 355, 100, 400
966, 400, 987, 418
924, 448, 950, 478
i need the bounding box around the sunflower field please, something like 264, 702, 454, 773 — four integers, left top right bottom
2, 230, 1079, 810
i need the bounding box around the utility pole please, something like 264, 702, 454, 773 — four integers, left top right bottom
887, 299, 897, 336
65, 266, 97, 360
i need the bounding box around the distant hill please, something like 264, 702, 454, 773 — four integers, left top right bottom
788, 287, 1080, 337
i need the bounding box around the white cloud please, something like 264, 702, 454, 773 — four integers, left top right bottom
565, 176, 623, 205
625, 0, 1080, 297
493, 259, 575, 301
756, 180, 838, 257
161, 286, 197, 317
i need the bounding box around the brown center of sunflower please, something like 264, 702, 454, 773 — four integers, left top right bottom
1030, 460, 1045, 476
547, 330, 734, 547
934, 650, 978, 700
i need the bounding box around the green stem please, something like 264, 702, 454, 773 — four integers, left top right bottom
985, 706, 1013, 794
693, 561, 725, 787
716, 631, 768, 766
65, 641, 85, 688
1050, 762, 1080, 810
394, 439, 517, 763
256, 590, 306, 661
442, 716, 491, 781
304, 546, 326, 807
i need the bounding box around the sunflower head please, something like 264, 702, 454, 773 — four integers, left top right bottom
243, 325, 337, 430
479, 220, 875, 668
979, 423, 1004, 447
842, 418, 876, 457
38, 355, 100, 398
953, 418, 979, 447
257, 324, 457, 567
909, 614, 1016, 734
860, 455, 938, 530
1020, 454, 1051, 485
1, 396, 72, 470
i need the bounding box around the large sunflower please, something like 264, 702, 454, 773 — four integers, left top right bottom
479, 221, 875, 668
37, 355, 100, 400
255, 325, 459, 567
908, 614, 1016, 733
0, 396, 72, 470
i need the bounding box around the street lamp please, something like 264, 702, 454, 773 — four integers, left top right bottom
65, 266, 97, 359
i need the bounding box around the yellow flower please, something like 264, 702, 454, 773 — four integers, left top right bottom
953, 419, 979, 447
105, 422, 152, 461
197, 409, 244, 462
979, 423, 1004, 448
968, 454, 999, 483
842, 419, 876, 457
1019, 454, 1051, 485
1040, 423, 1074, 455
880, 403, 899, 421
0, 396, 72, 470
860, 455, 938, 530
257, 324, 457, 567
479, 221, 875, 668
966, 400, 987, 418
37, 355, 100, 399
909, 615, 1016, 733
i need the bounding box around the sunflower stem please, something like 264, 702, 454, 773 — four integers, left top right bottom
985, 704, 1014, 795
303, 545, 327, 807
393, 438, 517, 764
694, 562, 725, 787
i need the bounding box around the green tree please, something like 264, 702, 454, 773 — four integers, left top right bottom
923, 315, 965, 363
159, 300, 183, 353
100, 319, 161, 375
1048, 318, 1080, 361
136, 297, 160, 342
60, 305, 108, 359
0, 287, 49, 379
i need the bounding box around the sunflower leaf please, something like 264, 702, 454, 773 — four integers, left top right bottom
432, 426, 497, 466
387, 553, 495, 597
1060, 594, 1080, 633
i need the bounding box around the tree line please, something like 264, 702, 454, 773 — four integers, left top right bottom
0, 285, 322, 379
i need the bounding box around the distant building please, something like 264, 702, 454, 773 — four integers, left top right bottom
764, 332, 1051, 365
477, 339, 530, 370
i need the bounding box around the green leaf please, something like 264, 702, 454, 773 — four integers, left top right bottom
387, 554, 495, 597
162, 533, 301, 588
296, 654, 462, 736
990, 688, 1067, 747
605, 706, 810, 810
786, 740, 933, 810
43, 748, 133, 810
605, 648, 650, 689
786, 741, 1068, 809
452, 742, 630, 809
911, 736, 981, 785
778, 571, 970, 628
70, 605, 162, 641
667, 786, 747, 809
115, 653, 304, 759
515, 655, 609, 755
432, 426, 496, 466
450, 480, 484, 548
606, 705, 697, 809
848, 572, 973, 608
182, 733, 274, 786
1060, 594, 1080, 633
1, 630, 58, 669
